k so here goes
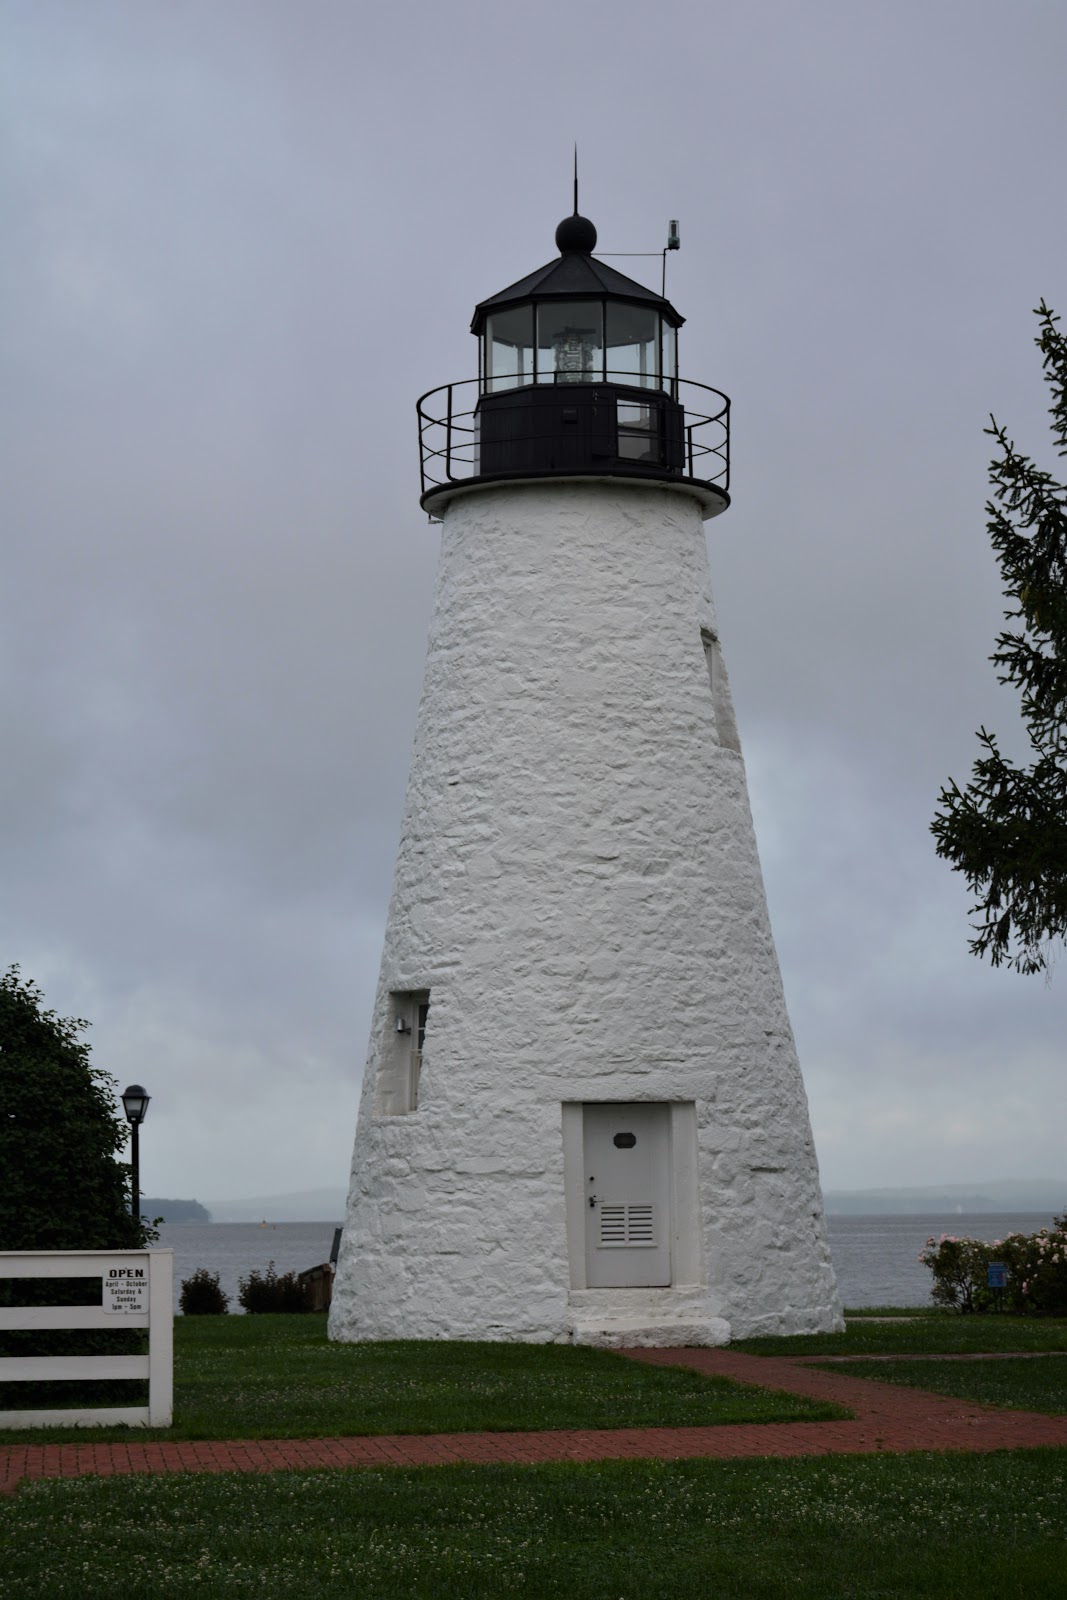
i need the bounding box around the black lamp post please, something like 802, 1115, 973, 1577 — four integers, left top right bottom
121, 1084, 151, 1224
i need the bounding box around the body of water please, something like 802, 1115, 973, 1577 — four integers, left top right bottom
157, 1212, 1056, 1314
825, 1212, 1051, 1308
158, 1221, 341, 1313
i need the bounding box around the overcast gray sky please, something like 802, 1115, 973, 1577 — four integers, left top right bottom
3, 0, 1066, 1204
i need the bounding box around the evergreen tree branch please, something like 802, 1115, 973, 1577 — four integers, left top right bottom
932, 306, 1067, 975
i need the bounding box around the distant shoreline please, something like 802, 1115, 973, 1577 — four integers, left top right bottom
823, 1191, 1066, 1216
163, 1209, 1062, 1222
180, 1181, 1067, 1226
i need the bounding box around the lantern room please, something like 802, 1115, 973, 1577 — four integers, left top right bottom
417, 209, 730, 518
478, 214, 680, 394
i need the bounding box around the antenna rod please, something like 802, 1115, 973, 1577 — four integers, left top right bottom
573, 144, 578, 215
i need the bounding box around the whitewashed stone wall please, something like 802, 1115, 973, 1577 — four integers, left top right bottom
330, 480, 842, 1344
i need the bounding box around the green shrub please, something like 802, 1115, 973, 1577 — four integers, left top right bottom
237, 1261, 309, 1314
920, 1213, 1067, 1314
179, 1268, 229, 1315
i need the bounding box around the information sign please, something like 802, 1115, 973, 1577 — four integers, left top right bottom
103, 1263, 150, 1314
987, 1262, 1008, 1289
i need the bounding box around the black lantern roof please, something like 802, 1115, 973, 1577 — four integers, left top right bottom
470, 212, 684, 335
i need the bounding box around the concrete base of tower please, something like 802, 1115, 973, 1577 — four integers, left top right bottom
567, 1286, 730, 1349
729, 1301, 847, 1339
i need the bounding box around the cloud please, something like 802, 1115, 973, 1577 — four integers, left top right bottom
2, 0, 1066, 1200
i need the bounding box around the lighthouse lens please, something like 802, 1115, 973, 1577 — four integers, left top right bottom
537, 301, 604, 385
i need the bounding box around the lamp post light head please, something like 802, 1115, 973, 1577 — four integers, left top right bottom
121, 1084, 150, 1125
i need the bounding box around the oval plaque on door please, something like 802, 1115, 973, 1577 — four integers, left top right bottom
613, 1132, 637, 1148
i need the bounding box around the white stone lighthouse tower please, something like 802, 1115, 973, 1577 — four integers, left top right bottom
330, 204, 842, 1345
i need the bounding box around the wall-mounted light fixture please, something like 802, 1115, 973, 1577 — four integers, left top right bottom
396, 1017, 411, 1035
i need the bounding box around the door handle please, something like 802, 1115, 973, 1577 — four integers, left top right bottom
588, 1195, 597, 1208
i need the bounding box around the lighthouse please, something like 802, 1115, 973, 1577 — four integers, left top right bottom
329, 201, 842, 1345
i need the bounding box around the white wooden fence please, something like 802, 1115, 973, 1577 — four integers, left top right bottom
0, 1249, 173, 1428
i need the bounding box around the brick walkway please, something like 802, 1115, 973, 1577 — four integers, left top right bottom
3, 1347, 1066, 1495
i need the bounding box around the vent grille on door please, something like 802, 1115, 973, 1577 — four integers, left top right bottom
599, 1204, 656, 1247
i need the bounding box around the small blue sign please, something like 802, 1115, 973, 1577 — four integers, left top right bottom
987, 1263, 1008, 1289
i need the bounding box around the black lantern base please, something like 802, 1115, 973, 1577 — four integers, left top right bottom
476, 382, 685, 479
417, 375, 730, 519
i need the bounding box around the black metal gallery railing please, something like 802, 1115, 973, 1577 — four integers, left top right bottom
417, 376, 730, 504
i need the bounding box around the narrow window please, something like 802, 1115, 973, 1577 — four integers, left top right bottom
413, 998, 430, 1105
376, 990, 430, 1115
701, 630, 741, 753
617, 397, 661, 463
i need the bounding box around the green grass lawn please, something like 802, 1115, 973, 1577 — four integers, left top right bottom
0, 1314, 846, 1444
817, 1354, 1067, 1415
3, 1449, 1065, 1598
735, 1312, 1067, 1357
843, 1304, 943, 1317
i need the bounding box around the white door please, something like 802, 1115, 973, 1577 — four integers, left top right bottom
583, 1103, 671, 1287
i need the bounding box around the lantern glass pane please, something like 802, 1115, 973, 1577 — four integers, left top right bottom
485, 305, 534, 392
606, 304, 659, 390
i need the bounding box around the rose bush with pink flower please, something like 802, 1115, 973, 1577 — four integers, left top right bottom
919, 1212, 1067, 1313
